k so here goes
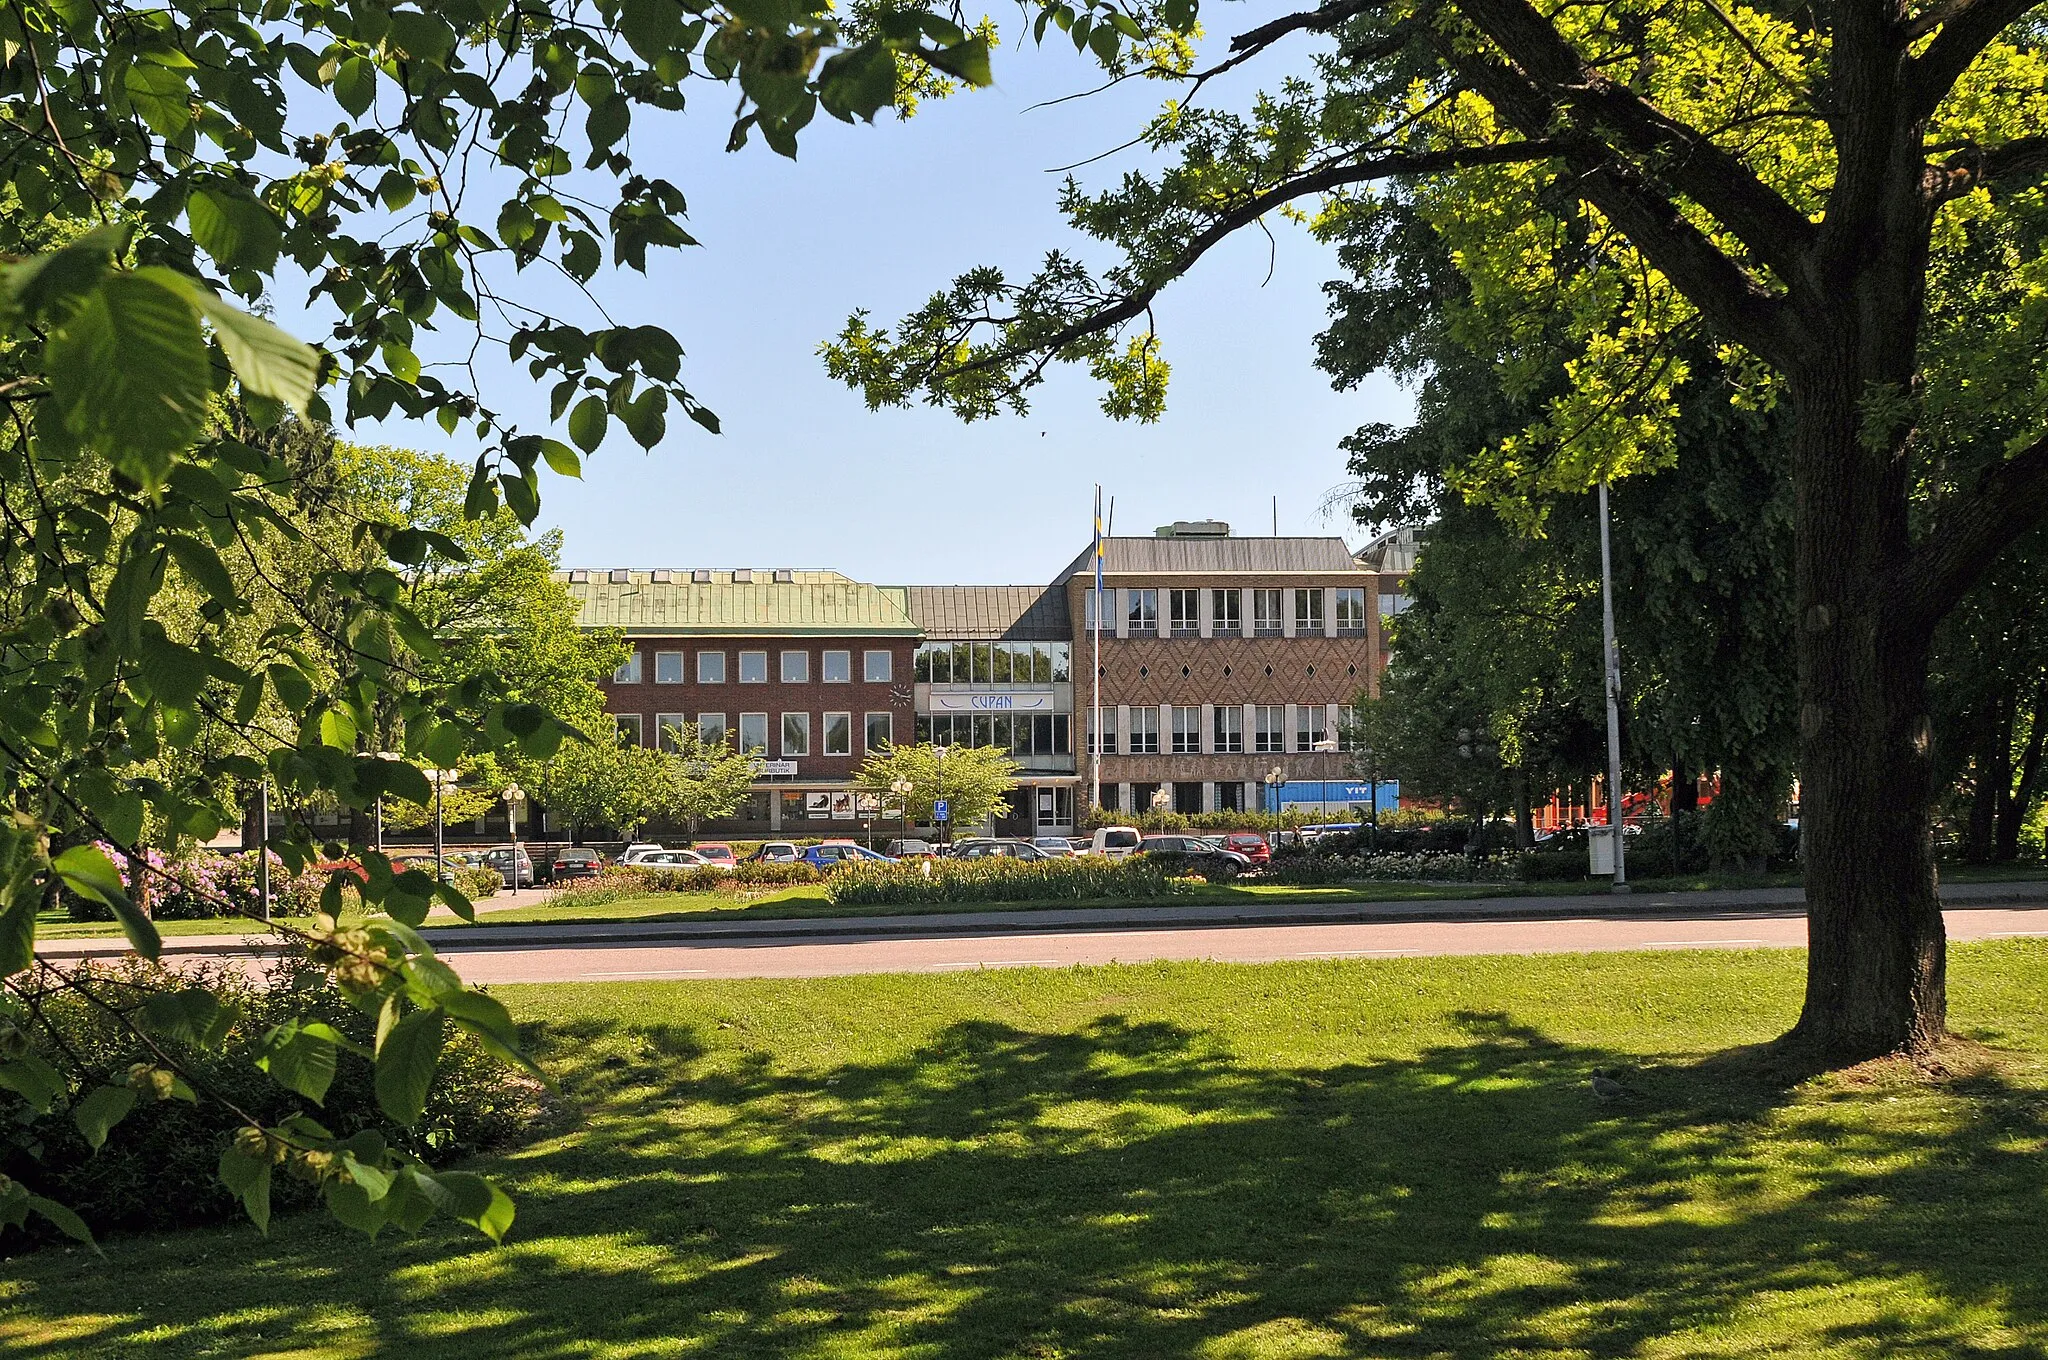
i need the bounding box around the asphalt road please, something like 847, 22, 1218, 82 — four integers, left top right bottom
436, 904, 2048, 984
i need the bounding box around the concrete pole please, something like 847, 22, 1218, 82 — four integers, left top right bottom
1599, 480, 1630, 892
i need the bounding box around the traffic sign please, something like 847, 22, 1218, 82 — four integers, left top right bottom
934, 799, 949, 822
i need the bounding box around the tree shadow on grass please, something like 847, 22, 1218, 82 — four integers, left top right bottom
9, 1006, 2048, 1358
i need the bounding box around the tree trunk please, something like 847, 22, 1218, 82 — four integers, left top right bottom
1513, 769, 1535, 849
1965, 692, 2008, 862
1996, 679, 2047, 861
1785, 360, 1946, 1060
1672, 759, 1698, 815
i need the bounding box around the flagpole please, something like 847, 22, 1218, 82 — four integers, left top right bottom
1090, 484, 1103, 814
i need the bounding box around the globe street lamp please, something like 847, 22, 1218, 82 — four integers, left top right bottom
890, 777, 914, 848
933, 745, 950, 853
423, 768, 458, 884
502, 783, 525, 886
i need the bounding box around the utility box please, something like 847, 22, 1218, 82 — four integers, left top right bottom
1588, 825, 1618, 876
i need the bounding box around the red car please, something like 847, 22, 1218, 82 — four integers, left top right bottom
1222, 833, 1271, 866
691, 843, 739, 869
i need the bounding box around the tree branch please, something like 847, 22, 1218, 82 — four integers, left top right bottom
1902, 434, 2048, 633
1453, 0, 1818, 289
1907, 0, 2040, 121
1927, 133, 2048, 202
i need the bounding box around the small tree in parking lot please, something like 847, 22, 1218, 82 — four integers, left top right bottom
856, 743, 1018, 835
656, 721, 763, 839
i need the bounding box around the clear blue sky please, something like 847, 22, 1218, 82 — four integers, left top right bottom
346, 25, 1416, 584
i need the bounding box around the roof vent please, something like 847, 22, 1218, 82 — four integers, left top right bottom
692, 569, 713, 584
733, 569, 753, 583
568, 569, 590, 583
773, 569, 794, 583
609, 569, 631, 583
650, 569, 672, 583
1154, 520, 1231, 538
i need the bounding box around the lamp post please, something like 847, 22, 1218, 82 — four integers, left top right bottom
372, 751, 403, 854
257, 777, 271, 925
890, 777, 914, 849
502, 783, 524, 886
933, 745, 950, 853
1597, 478, 1630, 892
1266, 764, 1285, 819
424, 768, 457, 884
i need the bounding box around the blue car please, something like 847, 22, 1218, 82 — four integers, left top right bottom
798, 842, 899, 870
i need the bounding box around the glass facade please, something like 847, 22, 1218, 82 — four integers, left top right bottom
917, 712, 1071, 756
915, 641, 1071, 684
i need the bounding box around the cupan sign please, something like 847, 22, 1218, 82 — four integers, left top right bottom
929, 692, 1055, 713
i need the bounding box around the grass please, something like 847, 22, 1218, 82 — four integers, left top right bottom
5, 941, 2048, 1357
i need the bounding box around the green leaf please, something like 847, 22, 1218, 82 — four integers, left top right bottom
418, 1169, 515, 1244
25, 1195, 97, 1250
332, 55, 378, 116
923, 35, 991, 87
268, 664, 313, 711
218, 1144, 273, 1233
568, 395, 608, 453
140, 269, 318, 413
188, 188, 283, 274
45, 272, 211, 487
72, 1085, 139, 1151
138, 633, 215, 708
101, 790, 146, 848
52, 846, 158, 960
539, 438, 581, 477
319, 706, 358, 749
254, 1020, 339, 1102
0, 1056, 66, 1113
124, 63, 193, 137
139, 988, 238, 1048
373, 1007, 444, 1126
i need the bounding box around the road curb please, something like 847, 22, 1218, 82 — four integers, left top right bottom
38, 883, 2048, 958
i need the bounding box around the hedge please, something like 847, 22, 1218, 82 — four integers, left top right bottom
1264, 852, 1524, 885
824, 856, 1204, 907
545, 862, 821, 909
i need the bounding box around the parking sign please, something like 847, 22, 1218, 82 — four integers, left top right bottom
934, 799, 949, 822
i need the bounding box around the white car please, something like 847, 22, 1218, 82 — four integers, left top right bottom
633, 849, 708, 869
1091, 826, 1143, 859
617, 843, 669, 865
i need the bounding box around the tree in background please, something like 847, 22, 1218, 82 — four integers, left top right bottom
855, 743, 1019, 834
654, 720, 763, 840
538, 730, 674, 842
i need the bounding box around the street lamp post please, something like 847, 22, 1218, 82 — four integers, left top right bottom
1597, 478, 1630, 893
424, 768, 457, 884
890, 777, 914, 848
502, 783, 524, 885
933, 745, 950, 853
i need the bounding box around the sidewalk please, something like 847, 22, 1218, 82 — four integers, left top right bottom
37, 878, 2048, 959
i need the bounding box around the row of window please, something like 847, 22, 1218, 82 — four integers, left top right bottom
913, 641, 1073, 685
617, 711, 894, 758
613, 648, 894, 686
1086, 704, 1359, 755
1083, 587, 1370, 636
915, 712, 1072, 756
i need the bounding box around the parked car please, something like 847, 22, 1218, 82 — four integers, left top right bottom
691, 843, 739, 869
392, 855, 458, 885
616, 843, 669, 865
479, 845, 535, 888
1030, 837, 1075, 857
1091, 826, 1143, 859
634, 849, 709, 869
949, 838, 1048, 860
1220, 832, 1272, 866
1136, 834, 1250, 880
1068, 837, 1093, 855
796, 842, 898, 869
549, 848, 605, 881
749, 842, 801, 863
883, 838, 938, 859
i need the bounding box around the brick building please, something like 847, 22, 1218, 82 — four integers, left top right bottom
562, 520, 1405, 839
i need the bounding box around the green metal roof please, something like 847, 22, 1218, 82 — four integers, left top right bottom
559, 570, 919, 636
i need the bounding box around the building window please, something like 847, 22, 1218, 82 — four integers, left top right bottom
615, 713, 643, 745
1336, 587, 1367, 635
1133, 782, 1162, 813
1295, 588, 1325, 633
1050, 643, 1071, 682
739, 712, 769, 755
781, 712, 810, 756
865, 711, 893, 752
917, 642, 952, 683
612, 652, 642, 684
1098, 783, 1120, 812
1253, 589, 1283, 635
1297, 706, 1328, 751
1212, 589, 1241, 633
823, 712, 852, 756
1126, 588, 1158, 633
1254, 705, 1286, 753
1379, 592, 1412, 617
697, 712, 727, 747
1129, 706, 1160, 754
697, 651, 726, 684
1173, 782, 1203, 815
1218, 781, 1245, 812
1214, 705, 1243, 754
740, 650, 768, 684
1169, 589, 1200, 636
779, 650, 808, 683
1171, 705, 1202, 754
1092, 711, 1117, 754
1338, 704, 1365, 751
823, 650, 851, 683
864, 650, 892, 683
655, 713, 687, 752
1084, 587, 1105, 632
654, 651, 684, 684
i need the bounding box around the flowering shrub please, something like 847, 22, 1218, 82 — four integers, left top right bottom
1264, 852, 1524, 885
825, 856, 1202, 907
277, 861, 369, 917
545, 862, 821, 910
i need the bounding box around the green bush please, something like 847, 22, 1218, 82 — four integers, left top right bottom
546, 862, 821, 910
1264, 852, 1522, 885
2, 958, 544, 1242
825, 856, 1203, 907
453, 866, 504, 901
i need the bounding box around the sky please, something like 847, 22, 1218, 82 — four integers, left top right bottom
339, 23, 1419, 585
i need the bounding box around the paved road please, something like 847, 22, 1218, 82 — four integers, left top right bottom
434, 903, 2048, 983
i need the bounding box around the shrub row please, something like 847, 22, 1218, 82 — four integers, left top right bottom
3, 958, 543, 1241
545, 861, 822, 909
824, 856, 1204, 907
1265, 852, 1525, 885
65, 850, 502, 923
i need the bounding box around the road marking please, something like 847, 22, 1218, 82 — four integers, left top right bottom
930, 960, 1060, 970
579, 969, 709, 978
1638, 939, 1767, 947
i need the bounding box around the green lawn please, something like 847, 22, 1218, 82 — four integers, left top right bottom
5, 941, 2048, 1357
